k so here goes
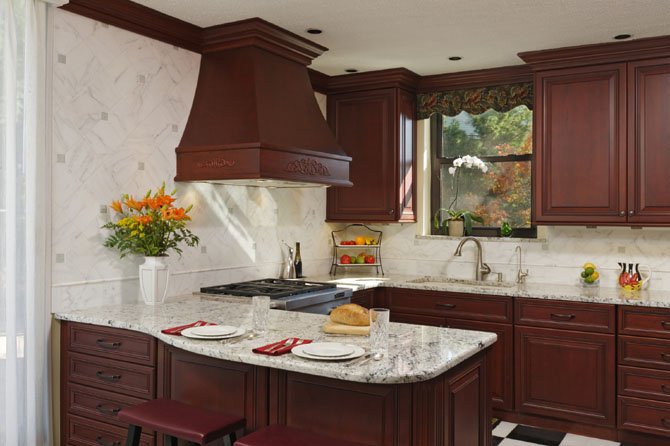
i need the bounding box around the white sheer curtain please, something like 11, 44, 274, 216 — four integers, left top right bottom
1, 0, 63, 444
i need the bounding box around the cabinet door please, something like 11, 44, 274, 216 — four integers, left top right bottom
351, 289, 375, 308
534, 64, 627, 224
516, 326, 615, 426
326, 89, 398, 221
627, 58, 670, 223
446, 318, 514, 411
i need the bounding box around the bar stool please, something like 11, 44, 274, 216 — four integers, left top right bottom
118, 399, 245, 446
234, 425, 364, 446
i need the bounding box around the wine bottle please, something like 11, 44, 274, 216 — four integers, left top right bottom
294, 242, 303, 278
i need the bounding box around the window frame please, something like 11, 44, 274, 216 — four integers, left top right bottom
430, 113, 537, 238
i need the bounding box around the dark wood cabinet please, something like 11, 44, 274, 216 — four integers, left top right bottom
350, 288, 376, 308
627, 58, 670, 223
515, 325, 616, 426
61, 322, 157, 446
326, 87, 415, 222
533, 58, 670, 226
533, 64, 627, 224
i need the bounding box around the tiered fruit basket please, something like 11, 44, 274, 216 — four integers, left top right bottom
330, 224, 383, 275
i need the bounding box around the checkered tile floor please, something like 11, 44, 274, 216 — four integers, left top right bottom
492, 421, 634, 446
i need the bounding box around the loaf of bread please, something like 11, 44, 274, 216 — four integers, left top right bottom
330, 303, 370, 326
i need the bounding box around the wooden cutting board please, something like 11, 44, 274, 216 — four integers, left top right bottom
322, 321, 370, 336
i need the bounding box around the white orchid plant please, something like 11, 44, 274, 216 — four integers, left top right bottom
434, 155, 488, 235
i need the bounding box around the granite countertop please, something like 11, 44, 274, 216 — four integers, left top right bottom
54, 296, 496, 385
310, 274, 670, 308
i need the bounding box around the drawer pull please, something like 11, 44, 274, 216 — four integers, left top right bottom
95, 436, 120, 446
661, 384, 670, 394
662, 321, 670, 330
662, 418, 670, 428
95, 371, 121, 382
95, 339, 121, 349
436, 303, 456, 309
550, 313, 575, 320
95, 404, 121, 416
661, 353, 670, 362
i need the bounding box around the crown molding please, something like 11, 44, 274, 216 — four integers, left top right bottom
519, 35, 670, 70
60, 0, 201, 52
325, 68, 420, 94
308, 69, 330, 94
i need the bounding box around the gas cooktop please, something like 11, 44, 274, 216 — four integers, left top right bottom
200, 278, 337, 299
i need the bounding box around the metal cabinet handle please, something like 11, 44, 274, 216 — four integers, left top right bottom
95, 339, 121, 349
388, 209, 394, 215
550, 313, 576, 320
96, 404, 121, 416
661, 384, 670, 394
436, 303, 456, 309
661, 353, 670, 362
95, 436, 120, 446
95, 371, 121, 382
661, 321, 670, 330
619, 211, 625, 216
629, 210, 634, 216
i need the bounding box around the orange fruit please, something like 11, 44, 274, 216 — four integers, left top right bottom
355, 236, 366, 245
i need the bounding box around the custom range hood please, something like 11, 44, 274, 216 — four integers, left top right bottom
175, 18, 351, 187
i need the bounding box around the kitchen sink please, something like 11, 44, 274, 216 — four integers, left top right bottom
406, 276, 517, 288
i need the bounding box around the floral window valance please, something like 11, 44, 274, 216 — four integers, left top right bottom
417, 82, 533, 119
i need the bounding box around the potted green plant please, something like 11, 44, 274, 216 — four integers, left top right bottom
434, 208, 484, 237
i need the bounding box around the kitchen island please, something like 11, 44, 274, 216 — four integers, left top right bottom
56, 296, 496, 446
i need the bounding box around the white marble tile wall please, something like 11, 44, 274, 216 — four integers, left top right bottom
370, 223, 670, 291
51, 11, 333, 312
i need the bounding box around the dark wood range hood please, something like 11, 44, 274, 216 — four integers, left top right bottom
175, 18, 352, 187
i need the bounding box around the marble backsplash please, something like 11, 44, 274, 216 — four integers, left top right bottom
51, 10, 670, 313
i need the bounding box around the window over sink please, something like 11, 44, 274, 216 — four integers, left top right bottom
418, 81, 536, 237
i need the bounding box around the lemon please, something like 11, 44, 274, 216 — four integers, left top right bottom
591, 271, 600, 281
583, 262, 596, 270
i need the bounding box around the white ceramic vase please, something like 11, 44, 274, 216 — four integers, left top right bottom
139, 256, 170, 305
448, 219, 465, 237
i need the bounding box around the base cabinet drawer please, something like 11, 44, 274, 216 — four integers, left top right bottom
515, 298, 615, 333
619, 306, 670, 339
67, 351, 155, 398
67, 322, 156, 366
618, 396, 670, 437
67, 414, 154, 446
619, 336, 670, 371
67, 383, 148, 428
618, 366, 670, 403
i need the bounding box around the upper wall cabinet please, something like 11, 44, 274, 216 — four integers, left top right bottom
325, 70, 417, 222
521, 38, 670, 226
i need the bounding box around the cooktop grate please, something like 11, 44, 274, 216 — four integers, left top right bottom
200, 278, 337, 298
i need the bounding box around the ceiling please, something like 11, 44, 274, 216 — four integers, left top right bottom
134, 0, 670, 76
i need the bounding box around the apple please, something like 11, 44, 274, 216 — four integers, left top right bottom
365, 255, 375, 264
340, 254, 351, 264
355, 254, 366, 264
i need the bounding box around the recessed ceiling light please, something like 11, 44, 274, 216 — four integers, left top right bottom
448, 56, 462, 61
613, 34, 632, 40
345, 69, 358, 73
306, 28, 322, 35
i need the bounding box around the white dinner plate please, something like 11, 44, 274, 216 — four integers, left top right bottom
302, 342, 355, 357
181, 327, 245, 340
189, 325, 238, 337
292, 343, 365, 361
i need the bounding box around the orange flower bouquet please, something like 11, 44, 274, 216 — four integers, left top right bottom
103, 183, 199, 257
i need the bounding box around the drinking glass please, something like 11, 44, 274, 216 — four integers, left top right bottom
369, 308, 390, 356
252, 295, 271, 334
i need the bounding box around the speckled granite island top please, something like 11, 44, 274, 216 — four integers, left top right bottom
313, 274, 670, 308
54, 296, 496, 385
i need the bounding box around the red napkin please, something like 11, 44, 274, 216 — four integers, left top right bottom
253, 338, 312, 356
161, 321, 216, 335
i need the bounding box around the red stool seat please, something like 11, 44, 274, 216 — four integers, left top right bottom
234, 425, 364, 446
118, 399, 245, 445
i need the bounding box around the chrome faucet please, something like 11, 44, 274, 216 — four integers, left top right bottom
454, 237, 491, 281
515, 245, 529, 284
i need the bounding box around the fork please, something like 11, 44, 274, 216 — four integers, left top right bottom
266, 338, 296, 353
